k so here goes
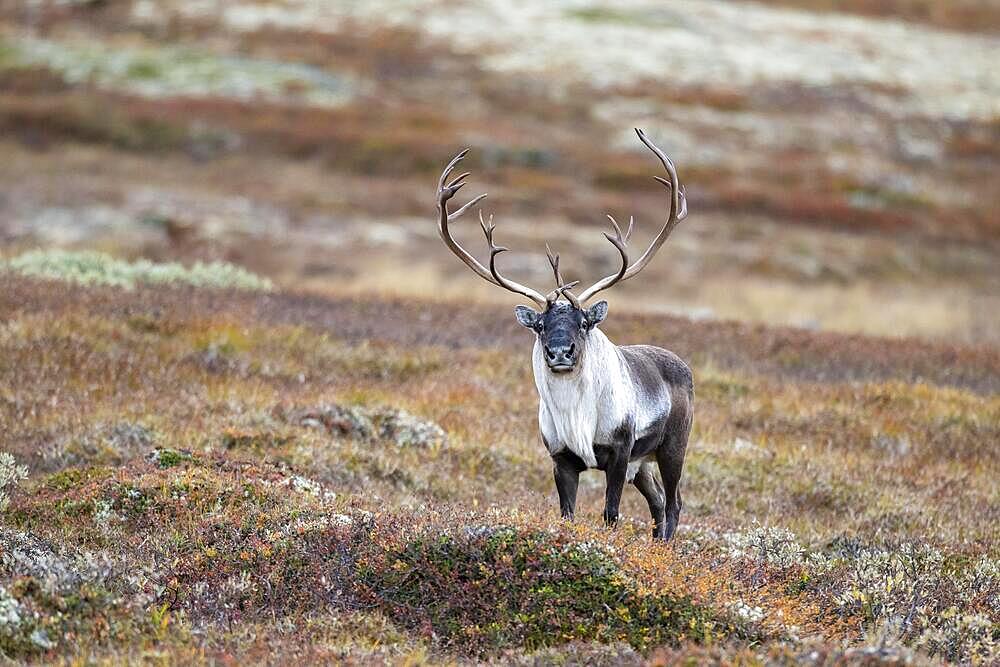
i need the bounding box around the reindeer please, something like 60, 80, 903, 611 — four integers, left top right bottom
435, 129, 692, 541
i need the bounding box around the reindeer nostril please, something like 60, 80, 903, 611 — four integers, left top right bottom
545, 347, 556, 360
567, 343, 575, 357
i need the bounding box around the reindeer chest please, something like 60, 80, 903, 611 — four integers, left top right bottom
533, 341, 632, 469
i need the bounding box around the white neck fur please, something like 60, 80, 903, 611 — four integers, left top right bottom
531, 329, 633, 468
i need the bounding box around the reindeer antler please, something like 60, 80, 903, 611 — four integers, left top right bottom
436, 150, 549, 308
434, 129, 688, 308
575, 128, 687, 303
545, 244, 581, 308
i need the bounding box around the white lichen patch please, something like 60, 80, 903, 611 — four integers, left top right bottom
0, 585, 24, 629
0, 528, 160, 653
728, 599, 765, 624
722, 521, 809, 569
3, 249, 273, 291
167, 0, 999, 121
294, 403, 448, 449
276, 474, 337, 502
0, 33, 358, 108
0, 453, 28, 514
681, 520, 999, 663
92, 499, 121, 533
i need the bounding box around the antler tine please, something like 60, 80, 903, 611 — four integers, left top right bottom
652, 178, 688, 222
559, 280, 581, 293
438, 148, 468, 190
605, 214, 624, 238
573, 215, 630, 301
479, 210, 500, 247
544, 243, 581, 308
477, 211, 551, 308
545, 244, 561, 303
549, 213, 631, 303
479, 212, 510, 263
576, 129, 688, 303
436, 149, 549, 308
545, 243, 559, 280
448, 193, 488, 221
631, 126, 686, 241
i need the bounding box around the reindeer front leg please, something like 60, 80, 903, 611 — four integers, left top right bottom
602, 424, 635, 527
552, 450, 586, 519
602, 452, 629, 527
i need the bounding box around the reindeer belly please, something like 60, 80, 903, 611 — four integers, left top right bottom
626, 455, 658, 482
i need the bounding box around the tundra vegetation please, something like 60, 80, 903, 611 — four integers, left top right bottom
0, 270, 997, 663
0, 0, 998, 664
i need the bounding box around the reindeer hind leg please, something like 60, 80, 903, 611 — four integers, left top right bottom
656, 421, 690, 541
632, 462, 666, 538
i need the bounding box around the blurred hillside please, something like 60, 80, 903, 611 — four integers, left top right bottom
1, 0, 998, 342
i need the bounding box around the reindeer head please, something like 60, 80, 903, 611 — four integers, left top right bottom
513, 300, 607, 373
435, 128, 688, 374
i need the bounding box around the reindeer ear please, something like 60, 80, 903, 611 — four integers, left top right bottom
514, 305, 541, 329
585, 300, 608, 328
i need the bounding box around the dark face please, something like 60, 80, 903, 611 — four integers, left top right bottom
515, 300, 608, 373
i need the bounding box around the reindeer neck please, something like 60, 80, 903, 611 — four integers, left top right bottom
531, 329, 620, 395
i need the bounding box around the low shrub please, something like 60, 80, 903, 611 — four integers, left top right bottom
355, 521, 733, 656
8, 458, 354, 627
828, 540, 1000, 663
0, 528, 157, 658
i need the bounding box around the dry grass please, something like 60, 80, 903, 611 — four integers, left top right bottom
0, 276, 997, 662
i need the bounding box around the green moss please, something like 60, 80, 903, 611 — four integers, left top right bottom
847, 185, 931, 210
42, 466, 114, 492
125, 58, 161, 80
3, 35, 354, 107
125, 313, 178, 335
54, 497, 95, 518
698, 374, 751, 400
566, 7, 644, 24
221, 430, 295, 453
565, 7, 682, 27
150, 448, 192, 468
363, 527, 728, 655
0, 39, 18, 69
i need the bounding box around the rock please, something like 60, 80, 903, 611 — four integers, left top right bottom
291, 403, 446, 448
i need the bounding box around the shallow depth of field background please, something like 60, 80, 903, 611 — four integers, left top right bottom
0, 1, 998, 664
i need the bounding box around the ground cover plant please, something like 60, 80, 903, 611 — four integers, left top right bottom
0, 273, 996, 663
